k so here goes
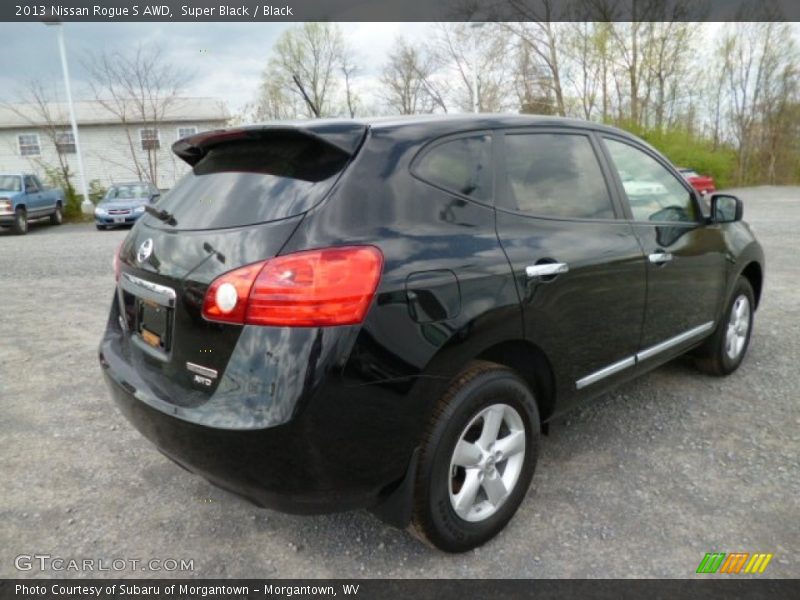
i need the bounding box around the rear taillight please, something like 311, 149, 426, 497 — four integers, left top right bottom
113, 241, 123, 281
202, 246, 384, 327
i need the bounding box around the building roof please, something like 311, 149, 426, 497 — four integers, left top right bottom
0, 97, 229, 129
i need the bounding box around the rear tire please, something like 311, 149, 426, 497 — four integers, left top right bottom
11, 207, 27, 235
694, 276, 755, 376
410, 360, 539, 552
95, 224, 106, 231
50, 203, 63, 225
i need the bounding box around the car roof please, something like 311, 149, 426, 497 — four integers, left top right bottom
175, 114, 654, 166
279, 113, 631, 136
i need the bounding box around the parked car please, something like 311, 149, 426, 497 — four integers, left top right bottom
99, 116, 764, 552
0, 173, 64, 234
95, 182, 160, 230
678, 168, 716, 195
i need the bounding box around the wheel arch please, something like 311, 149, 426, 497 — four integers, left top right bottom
740, 261, 763, 310
475, 339, 557, 424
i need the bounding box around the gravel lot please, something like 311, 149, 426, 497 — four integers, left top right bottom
1, 187, 797, 579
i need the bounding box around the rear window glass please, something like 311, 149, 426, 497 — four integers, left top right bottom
144, 134, 350, 230
414, 135, 492, 201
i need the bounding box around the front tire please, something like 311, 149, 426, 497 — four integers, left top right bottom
694, 276, 755, 376
11, 207, 27, 235
50, 203, 63, 225
410, 361, 539, 552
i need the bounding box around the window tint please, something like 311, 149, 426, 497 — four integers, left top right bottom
145, 134, 350, 231
502, 133, 615, 219
604, 138, 697, 223
415, 135, 491, 201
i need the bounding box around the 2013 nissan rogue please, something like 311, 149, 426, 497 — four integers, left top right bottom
99, 115, 765, 552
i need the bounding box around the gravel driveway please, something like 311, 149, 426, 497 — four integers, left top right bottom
1, 187, 797, 579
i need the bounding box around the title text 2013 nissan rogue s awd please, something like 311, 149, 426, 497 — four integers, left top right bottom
99, 115, 764, 552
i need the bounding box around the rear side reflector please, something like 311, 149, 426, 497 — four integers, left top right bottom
202, 246, 384, 327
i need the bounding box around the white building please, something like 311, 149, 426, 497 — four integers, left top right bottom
0, 97, 229, 190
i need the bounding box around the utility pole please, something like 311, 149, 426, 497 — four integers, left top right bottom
470, 22, 486, 114
45, 21, 92, 214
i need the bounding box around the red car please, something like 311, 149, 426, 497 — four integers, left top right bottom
679, 168, 716, 195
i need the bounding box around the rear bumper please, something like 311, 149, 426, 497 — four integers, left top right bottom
103, 369, 385, 513
98, 318, 426, 514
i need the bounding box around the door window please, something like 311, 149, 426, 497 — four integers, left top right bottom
24, 176, 39, 193
604, 138, 697, 223
501, 133, 615, 220
413, 135, 492, 201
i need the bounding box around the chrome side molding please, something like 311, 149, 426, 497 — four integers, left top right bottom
636, 321, 714, 362
576, 356, 636, 390
575, 321, 715, 389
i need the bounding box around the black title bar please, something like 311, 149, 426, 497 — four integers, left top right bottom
4, 0, 800, 22
3, 579, 800, 600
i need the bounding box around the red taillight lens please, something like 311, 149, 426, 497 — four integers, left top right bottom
202, 246, 384, 327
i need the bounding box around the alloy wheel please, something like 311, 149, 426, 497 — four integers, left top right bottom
725, 294, 750, 360
448, 403, 526, 522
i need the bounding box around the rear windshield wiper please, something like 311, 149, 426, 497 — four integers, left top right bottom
144, 205, 177, 226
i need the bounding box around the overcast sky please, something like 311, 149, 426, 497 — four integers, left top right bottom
0, 22, 432, 115
2, 22, 798, 118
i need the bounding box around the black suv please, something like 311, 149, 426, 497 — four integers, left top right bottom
100, 115, 764, 552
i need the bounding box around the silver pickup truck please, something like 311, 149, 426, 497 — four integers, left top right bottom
0, 173, 65, 235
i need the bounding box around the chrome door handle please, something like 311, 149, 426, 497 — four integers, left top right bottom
526, 262, 569, 278
648, 251, 673, 264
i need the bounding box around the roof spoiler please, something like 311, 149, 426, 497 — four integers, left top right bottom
172, 122, 368, 167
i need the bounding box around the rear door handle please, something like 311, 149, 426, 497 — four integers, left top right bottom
526, 262, 569, 278
648, 251, 673, 264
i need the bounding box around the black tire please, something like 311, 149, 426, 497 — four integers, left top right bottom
410, 360, 540, 552
694, 276, 755, 376
95, 224, 107, 231
11, 207, 27, 235
50, 203, 63, 225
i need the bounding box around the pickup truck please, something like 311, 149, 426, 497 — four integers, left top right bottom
0, 173, 65, 235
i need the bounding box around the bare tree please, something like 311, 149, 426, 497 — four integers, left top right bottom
2, 81, 79, 213
433, 23, 513, 113
502, 0, 568, 116
84, 44, 191, 187
340, 46, 360, 118
253, 77, 303, 121
380, 36, 442, 114
266, 23, 346, 118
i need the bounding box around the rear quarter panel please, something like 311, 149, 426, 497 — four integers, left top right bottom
280, 126, 523, 469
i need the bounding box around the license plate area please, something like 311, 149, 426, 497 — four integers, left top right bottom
118, 273, 177, 358
137, 299, 172, 352
113, 216, 126, 223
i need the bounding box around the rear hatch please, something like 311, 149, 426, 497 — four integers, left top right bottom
114, 124, 366, 406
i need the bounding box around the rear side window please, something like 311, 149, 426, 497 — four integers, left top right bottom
145, 133, 350, 230
414, 134, 492, 201
501, 133, 615, 220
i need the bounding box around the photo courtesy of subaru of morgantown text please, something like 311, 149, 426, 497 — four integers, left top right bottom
100, 115, 764, 552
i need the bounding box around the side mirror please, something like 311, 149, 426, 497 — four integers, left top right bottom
150, 193, 160, 203
710, 194, 742, 223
